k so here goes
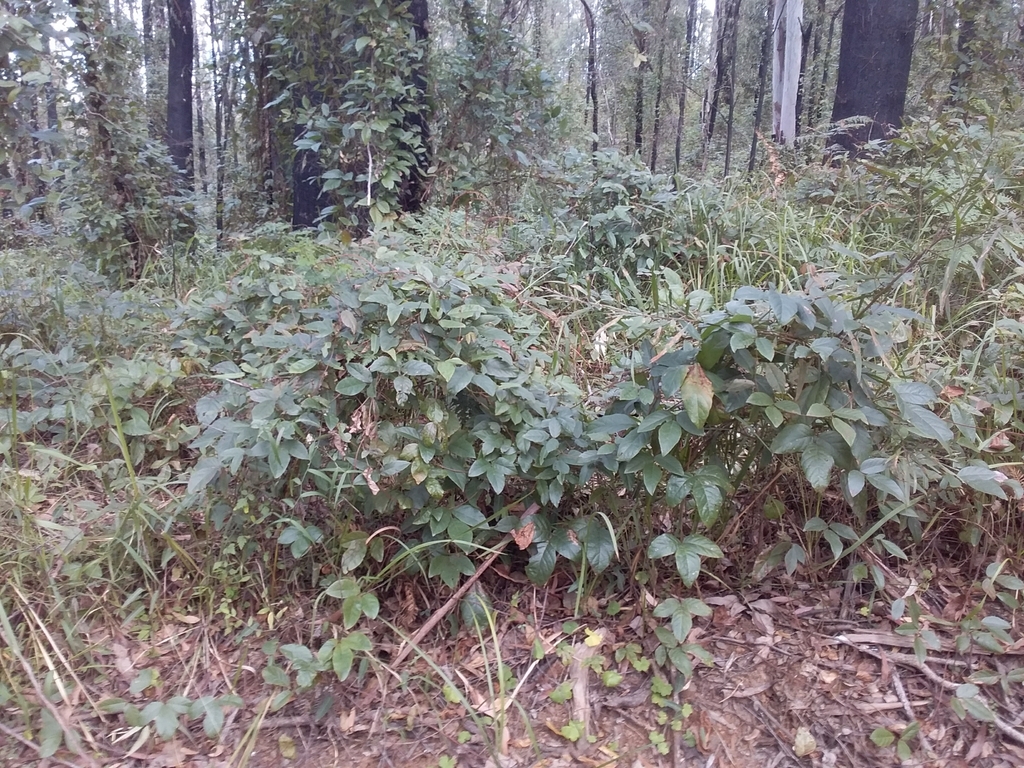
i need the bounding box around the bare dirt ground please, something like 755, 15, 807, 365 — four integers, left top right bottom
14, 572, 1023, 768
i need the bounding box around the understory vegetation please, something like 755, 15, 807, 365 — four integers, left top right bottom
3, 117, 1024, 762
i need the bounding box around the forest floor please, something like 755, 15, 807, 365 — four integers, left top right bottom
9, 567, 1024, 768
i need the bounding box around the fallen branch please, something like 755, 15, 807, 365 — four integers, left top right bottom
392, 507, 533, 667
837, 635, 1024, 748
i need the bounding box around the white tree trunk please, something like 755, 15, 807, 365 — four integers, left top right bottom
772, 0, 803, 145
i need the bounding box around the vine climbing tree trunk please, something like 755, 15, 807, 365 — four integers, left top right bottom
396, 0, 431, 213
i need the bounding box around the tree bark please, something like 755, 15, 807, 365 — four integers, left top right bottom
649, 0, 673, 169
290, 79, 324, 229
167, 0, 194, 186
702, 0, 742, 153
772, 0, 803, 145
830, 0, 919, 159
396, 0, 431, 213
208, 0, 224, 237
673, 0, 698, 175
748, 0, 774, 172
633, 0, 650, 156
580, 0, 598, 154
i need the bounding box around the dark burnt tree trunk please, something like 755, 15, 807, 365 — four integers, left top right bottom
581, 0, 598, 154
290, 79, 324, 229
830, 0, 919, 159
396, 0, 431, 213
167, 0, 194, 186
673, 0, 698, 174
748, 0, 774, 172
793, 14, 812, 137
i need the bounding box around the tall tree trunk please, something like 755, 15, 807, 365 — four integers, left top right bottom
948, 0, 998, 107
772, 0, 803, 145
580, 0, 598, 154
396, 0, 431, 213
290, 79, 324, 229
748, 0, 774, 172
793, 16, 812, 137
167, 0, 194, 186
143, 0, 167, 138
702, 0, 741, 152
633, 0, 650, 156
208, 0, 224, 237
68, 0, 143, 270
810, 1, 839, 129
194, 20, 208, 194
673, 0, 698, 175
723, 28, 739, 175
831, 0, 919, 158
649, 0, 673, 169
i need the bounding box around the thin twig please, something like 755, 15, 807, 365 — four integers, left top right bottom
838, 636, 1024, 747
392, 516, 527, 667
889, 664, 934, 753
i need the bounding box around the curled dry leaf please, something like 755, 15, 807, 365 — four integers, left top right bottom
940, 384, 966, 400
793, 726, 817, 757
982, 431, 1013, 452
512, 520, 535, 550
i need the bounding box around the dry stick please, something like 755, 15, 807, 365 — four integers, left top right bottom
890, 665, 935, 753
837, 636, 1024, 748
392, 523, 523, 668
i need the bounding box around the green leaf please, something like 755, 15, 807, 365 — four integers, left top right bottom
806, 403, 831, 419
616, 428, 648, 461
658, 420, 683, 455
526, 541, 557, 584
335, 377, 366, 396
904, 405, 953, 443
870, 728, 895, 748
637, 410, 672, 432
679, 365, 713, 429
771, 423, 813, 454
680, 534, 722, 558
429, 554, 475, 589
648, 533, 680, 559
958, 466, 1008, 499
38, 709, 62, 756
801, 439, 835, 492
447, 365, 474, 394
746, 392, 773, 407
187, 457, 221, 494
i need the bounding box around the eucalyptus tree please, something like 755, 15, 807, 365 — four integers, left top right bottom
830, 0, 918, 158
167, 0, 194, 185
